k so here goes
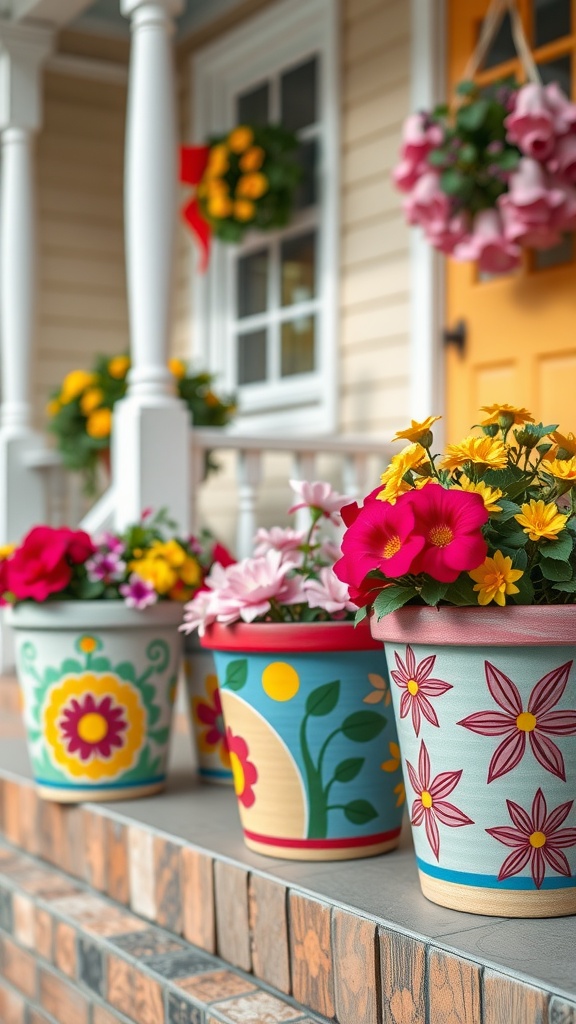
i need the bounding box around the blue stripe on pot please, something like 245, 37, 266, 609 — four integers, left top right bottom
31, 774, 166, 791
417, 856, 576, 890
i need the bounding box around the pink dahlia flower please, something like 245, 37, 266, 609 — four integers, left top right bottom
498, 157, 566, 250
334, 490, 425, 591
253, 526, 305, 562
454, 209, 521, 274
504, 83, 557, 160
303, 567, 357, 618
409, 486, 488, 584
211, 549, 305, 624
288, 480, 351, 524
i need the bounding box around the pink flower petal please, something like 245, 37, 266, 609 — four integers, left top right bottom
411, 698, 422, 736
537, 709, 576, 735
411, 801, 425, 826
419, 679, 453, 697
543, 799, 574, 834
532, 788, 547, 831
506, 798, 533, 835
458, 711, 516, 735
497, 845, 531, 882
529, 731, 566, 780
418, 741, 431, 790
406, 759, 421, 795
542, 846, 572, 877
429, 769, 464, 801
433, 801, 474, 827
406, 645, 416, 678
399, 690, 412, 719
532, 848, 546, 889
425, 809, 441, 860
528, 660, 573, 715
417, 694, 440, 729
485, 826, 527, 848
415, 653, 436, 682
487, 730, 527, 783
547, 828, 576, 849
485, 662, 523, 715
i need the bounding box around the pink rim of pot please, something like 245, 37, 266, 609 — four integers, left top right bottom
370, 604, 576, 647
200, 618, 381, 653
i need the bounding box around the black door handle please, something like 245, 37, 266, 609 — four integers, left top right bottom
442, 319, 467, 356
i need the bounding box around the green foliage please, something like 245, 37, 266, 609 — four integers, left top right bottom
306, 680, 341, 717
341, 710, 386, 743
332, 758, 364, 783
343, 799, 378, 825
223, 660, 248, 692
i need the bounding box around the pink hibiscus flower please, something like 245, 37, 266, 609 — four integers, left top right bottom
458, 660, 576, 782
410, 486, 488, 583
334, 490, 425, 592
487, 789, 576, 889
406, 740, 474, 861
390, 645, 452, 736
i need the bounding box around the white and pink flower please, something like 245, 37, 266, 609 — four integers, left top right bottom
289, 480, 351, 524
303, 567, 357, 618
253, 526, 305, 562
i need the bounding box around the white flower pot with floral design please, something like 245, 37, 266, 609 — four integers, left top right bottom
372, 605, 576, 918
7, 601, 183, 802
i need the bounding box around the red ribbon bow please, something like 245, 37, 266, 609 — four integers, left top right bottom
179, 145, 211, 272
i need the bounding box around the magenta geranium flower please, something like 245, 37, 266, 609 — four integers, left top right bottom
487, 789, 576, 889
86, 550, 126, 584
60, 693, 127, 761
406, 740, 474, 861
334, 490, 425, 592
390, 645, 452, 735
410, 486, 488, 583
458, 660, 576, 782
119, 573, 157, 609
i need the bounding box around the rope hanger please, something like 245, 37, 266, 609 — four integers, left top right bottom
463, 0, 541, 85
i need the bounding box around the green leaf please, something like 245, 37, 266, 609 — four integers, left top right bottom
539, 531, 573, 562
60, 658, 82, 674
332, 758, 365, 784
443, 574, 477, 606
493, 499, 522, 523
343, 799, 378, 825
89, 657, 110, 673
496, 149, 521, 170
115, 662, 136, 683
341, 710, 386, 743
373, 586, 416, 620
512, 571, 534, 605
540, 558, 573, 582
224, 659, 248, 692
306, 680, 340, 717
440, 168, 473, 199
456, 98, 490, 131
149, 727, 170, 745
419, 580, 448, 606
456, 80, 476, 96
553, 580, 576, 593
354, 606, 368, 625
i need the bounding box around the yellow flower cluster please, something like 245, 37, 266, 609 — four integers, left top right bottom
378, 443, 427, 504
199, 125, 269, 225
129, 540, 201, 602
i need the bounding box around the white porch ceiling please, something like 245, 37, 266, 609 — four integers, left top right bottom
63, 0, 246, 37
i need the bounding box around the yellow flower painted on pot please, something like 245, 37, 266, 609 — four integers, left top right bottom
453, 476, 503, 513
108, 355, 130, 380
392, 415, 441, 445
514, 499, 567, 542
546, 456, 576, 483
441, 435, 508, 471
60, 370, 96, 403
80, 388, 104, 416
228, 126, 254, 153
168, 358, 186, 379
86, 408, 112, 439
479, 404, 534, 428
393, 782, 406, 807
239, 146, 265, 172
44, 674, 145, 780
234, 199, 256, 222
236, 172, 269, 200
78, 635, 98, 654
381, 742, 405, 806
469, 550, 523, 607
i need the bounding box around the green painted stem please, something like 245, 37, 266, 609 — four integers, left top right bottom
300, 713, 328, 839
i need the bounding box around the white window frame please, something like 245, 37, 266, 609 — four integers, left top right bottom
191, 0, 340, 436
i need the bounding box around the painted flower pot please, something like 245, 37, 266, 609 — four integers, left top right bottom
7, 601, 183, 803
201, 620, 405, 861
371, 606, 576, 918
182, 633, 232, 785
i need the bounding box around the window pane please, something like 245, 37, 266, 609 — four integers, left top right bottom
538, 53, 572, 96
238, 330, 267, 384
293, 139, 318, 210
281, 317, 315, 376
533, 234, 574, 269
534, 0, 571, 47
281, 57, 318, 132
237, 249, 269, 318
481, 12, 516, 69
237, 83, 269, 126
281, 232, 316, 306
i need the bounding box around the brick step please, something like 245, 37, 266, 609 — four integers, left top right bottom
0, 839, 324, 1024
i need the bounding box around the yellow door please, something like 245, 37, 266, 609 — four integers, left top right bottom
446, 0, 576, 440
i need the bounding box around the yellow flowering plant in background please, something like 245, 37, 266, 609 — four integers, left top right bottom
47, 353, 235, 493
337, 405, 576, 619
197, 123, 301, 242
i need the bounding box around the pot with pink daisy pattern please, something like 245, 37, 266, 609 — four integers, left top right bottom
371, 605, 576, 917
201, 620, 405, 860
8, 601, 183, 802
182, 633, 233, 785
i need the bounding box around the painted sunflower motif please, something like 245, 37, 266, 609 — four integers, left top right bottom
44, 674, 146, 781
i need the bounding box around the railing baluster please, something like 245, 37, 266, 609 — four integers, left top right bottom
292, 451, 316, 533
190, 443, 205, 538
343, 452, 370, 501
237, 450, 262, 559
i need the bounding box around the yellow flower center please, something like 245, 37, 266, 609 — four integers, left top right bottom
529, 831, 546, 849
77, 712, 108, 744
383, 535, 402, 559
79, 636, 97, 654
229, 751, 245, 798
516, 712, 537, 733
407, 679, 419, 696
421, 790, 433, 809
429, 524, 453, 547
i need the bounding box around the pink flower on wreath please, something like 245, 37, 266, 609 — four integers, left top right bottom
60, 693, 128, 761
409, 486, 488, 584
227, 727, 258, 808
427, 210, 471, 257
504, 83, 558, 161
393, 113, 444, 193
544, 82, 576, 134
288, 480, 351, 524
548, 133, 576, 186
334, 490, 425, 592
454, 209, 522, 274
487, 789, 576, 890
403, 171, 451, 235
498, 158, 566, 250
390, 645, 452, 736
406, 740, 474, 861
458, 660, 576, 783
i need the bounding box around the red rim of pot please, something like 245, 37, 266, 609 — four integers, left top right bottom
370, 604, 576, 647
200, 618, 381, 653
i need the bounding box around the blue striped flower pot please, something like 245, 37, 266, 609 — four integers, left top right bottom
183, 633, 233, 785
201, 620, 405, 861
8, 601, 183, 802
372, 606, 576, 917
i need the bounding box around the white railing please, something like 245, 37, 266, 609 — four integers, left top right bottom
190, 429, 394, 558
22, 448, 86, 529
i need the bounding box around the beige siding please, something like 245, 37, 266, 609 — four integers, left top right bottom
35, 68, 128, 424
339, 0, 412, 436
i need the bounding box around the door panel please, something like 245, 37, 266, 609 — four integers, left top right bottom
446, 0, 576, 440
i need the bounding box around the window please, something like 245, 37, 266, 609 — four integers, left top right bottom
192, 0, 338, 435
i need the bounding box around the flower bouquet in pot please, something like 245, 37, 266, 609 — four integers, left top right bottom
2, 510, 202, 803
181, 481, 405, 861
335, 407, 576, 917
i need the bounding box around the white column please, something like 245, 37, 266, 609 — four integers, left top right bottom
113, 0, 190, 533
